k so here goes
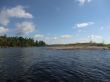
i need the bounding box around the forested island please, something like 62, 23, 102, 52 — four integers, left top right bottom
0, 35, 46, 47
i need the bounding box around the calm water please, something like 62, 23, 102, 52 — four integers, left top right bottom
0, 47, 110, 82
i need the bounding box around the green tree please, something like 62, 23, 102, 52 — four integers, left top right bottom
0, 35, 46, 47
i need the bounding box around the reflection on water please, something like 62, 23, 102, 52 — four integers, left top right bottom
0, 47, 110, 82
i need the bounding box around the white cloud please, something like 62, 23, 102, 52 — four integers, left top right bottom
46, 36, 63, 44
34, 34, 44, 39
53, 37, 58, 40
6, 5, 33, 18
16, 21, 35, 35
0, 26, 9, 34
60, 34, 73, 39
33, 34, 73, 44
88, 35, 104, 43
0, 5, 33, 26
76, 22, 94, 28
77, 0, 92, 5
34, 34, 45, 41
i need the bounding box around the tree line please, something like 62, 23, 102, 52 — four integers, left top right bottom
0, 35, 46, 47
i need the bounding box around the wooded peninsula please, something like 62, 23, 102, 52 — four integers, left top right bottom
0, 35, 46, 47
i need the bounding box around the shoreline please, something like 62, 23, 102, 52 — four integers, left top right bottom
0, 46, 110, 50
49, 46, 110, 50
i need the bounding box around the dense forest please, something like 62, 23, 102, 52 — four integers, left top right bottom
0, 35, 46, 47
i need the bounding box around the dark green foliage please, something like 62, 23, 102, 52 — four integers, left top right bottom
0, 35, 46, 47
38, 41, 46, 46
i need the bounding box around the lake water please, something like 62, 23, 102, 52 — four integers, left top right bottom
0, 47, 110, 82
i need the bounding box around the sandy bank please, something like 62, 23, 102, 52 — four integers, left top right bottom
49, 46, 110, 50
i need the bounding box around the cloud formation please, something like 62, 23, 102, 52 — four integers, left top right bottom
76, 22, 94, 28
0, 5, 33, 26
34, 34, 45, 41
77, 0, 92, 5
88, 35, 103, 43
0, 26, 9, 34
60, 34, 73, 39
34, 34, 44, 38
16, 21, 35, 35
33, 34, 73, 44
0, 5, 35, 35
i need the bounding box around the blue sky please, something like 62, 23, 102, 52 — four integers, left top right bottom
0, 0, 110, 44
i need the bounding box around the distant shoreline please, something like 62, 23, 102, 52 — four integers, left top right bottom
0, 46, 110, 50
0, 46, 46, 48
48, 43, 110, 50
49, 46, 110, 50
0, 43, 110, 50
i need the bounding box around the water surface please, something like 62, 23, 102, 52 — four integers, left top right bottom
0, 47, 110, 82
